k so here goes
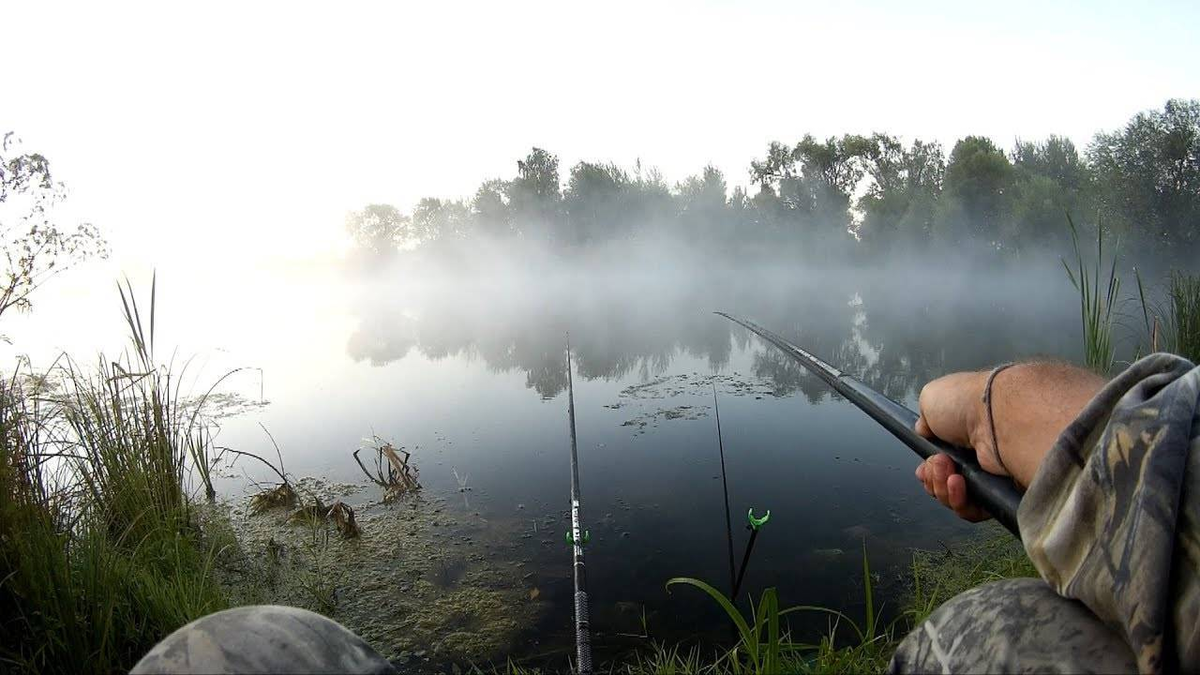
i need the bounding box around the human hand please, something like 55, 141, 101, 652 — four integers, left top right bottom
913, 362, 1105, 521
914, 454, 992, 522
913, 370, 999, 522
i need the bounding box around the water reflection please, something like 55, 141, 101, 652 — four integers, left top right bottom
345, 264, 1081, 403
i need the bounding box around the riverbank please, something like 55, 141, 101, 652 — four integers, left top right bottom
501, 524, 1035, 674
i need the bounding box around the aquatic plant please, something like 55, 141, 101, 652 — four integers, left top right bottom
1168, 272, 1200, 363
353, 436, 420, 500
295, 516, 342, 615
1061, 215, 1121, 374
665, 541, 892, 675
1133, 269, 1200, 364
0, 279, 228, 673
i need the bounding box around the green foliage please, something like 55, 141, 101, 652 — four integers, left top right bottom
1168, 272, 1200, 364
938, 136, 1014, 244
1137, 269, 1200, 364
1088, 99, 1200, 259
413, 197, 471, 243
345, 203, 412, 256
1007, 136, 1088, 251
0, 281, 228, 673
344, 98, 1200, 262
907, 526, 1037, 627
0, 132, 108, 319
664, 541, 893, 675
565, 162, 634, 243
1062, 215, 1121, 374
858, 135, 944, 248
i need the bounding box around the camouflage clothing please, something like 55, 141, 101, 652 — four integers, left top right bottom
130, 605, 396, 674
892, 353, 1200, 674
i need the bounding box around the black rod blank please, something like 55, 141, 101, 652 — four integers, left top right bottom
715, 313, 1022, 539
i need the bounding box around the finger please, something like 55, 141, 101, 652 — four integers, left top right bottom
946, 473, 971, 512
919, 458, 936, 496
947, 474, 992, 522
915, 461, 925, 481
931, 456, 952, 508
915, 413, 933, 438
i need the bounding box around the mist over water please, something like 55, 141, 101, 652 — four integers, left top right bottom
2, 237, 1093, 660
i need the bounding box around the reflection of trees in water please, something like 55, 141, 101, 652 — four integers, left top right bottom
345, 268, 1079, 400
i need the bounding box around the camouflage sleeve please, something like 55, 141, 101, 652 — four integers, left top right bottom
1019, 353, 1200, 674
891, 354, 1199, 674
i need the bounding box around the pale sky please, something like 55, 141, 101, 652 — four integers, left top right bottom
3, 0, 1197, 268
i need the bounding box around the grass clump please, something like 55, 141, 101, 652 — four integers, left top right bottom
661, 540, 895, 675
0, 279, 229, 673
1133, 269, 1200, 364
600, 526, 1036, 675
1061, 215, 1121, 374
1167, 272, 1200, 363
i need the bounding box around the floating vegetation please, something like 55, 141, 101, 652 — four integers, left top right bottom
613, 373, 784, 435
428, 556, 468, 588
353, 436, 421, 501
618, 372, 780, 401
288, 498, 330, 525
620, 405, 711, 434
250, 482, 299, 514
283, 498, 360, 539
216, 486, 540, 667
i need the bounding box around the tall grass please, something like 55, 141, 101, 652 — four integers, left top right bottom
1168, 272, 1200, 364
0, 279, 227, 673
664, 541, 893, 675
1061, 215, 1121, 374
1133, 268, 1200, 364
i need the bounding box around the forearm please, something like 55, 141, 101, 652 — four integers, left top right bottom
917, 361, 1106, 488
982, 362, 1106, 488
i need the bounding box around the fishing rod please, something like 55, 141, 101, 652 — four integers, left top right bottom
713, 384, 771, 602
565, 337, 593, 674
711, 384, 737, 597
715, 313, 1023, 538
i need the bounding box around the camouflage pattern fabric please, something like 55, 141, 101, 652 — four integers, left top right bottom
892, 353, 1200, 674
130, 605, 397, 674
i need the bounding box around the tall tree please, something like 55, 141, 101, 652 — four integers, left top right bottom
508, 147, 563, 241
937, 136, 1013, 245
1008, 135, 1090, 249
564, 162, 632, 244
412, 197, 471, 242
345, 203, 412, 256
1088, 98, 1200, 256
858, 134, 944, 247
472, 179, 512, 238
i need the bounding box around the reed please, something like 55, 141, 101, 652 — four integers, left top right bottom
1168, 272, 1200, 364
664, 540, 893, 675
0, 279, 227, 673
1061, 215, 1121, 374
1132, 268, 1200, 364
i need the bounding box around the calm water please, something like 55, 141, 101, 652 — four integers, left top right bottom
2, 256, 1083, 663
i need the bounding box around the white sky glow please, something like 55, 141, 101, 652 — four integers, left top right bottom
3, 0, 1197, 267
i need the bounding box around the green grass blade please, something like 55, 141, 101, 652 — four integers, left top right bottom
666, 577, 757, 665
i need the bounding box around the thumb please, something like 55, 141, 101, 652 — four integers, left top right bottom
915, 413, 933, 438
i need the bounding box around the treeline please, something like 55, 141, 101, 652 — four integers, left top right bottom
347, 99, 1199, 264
